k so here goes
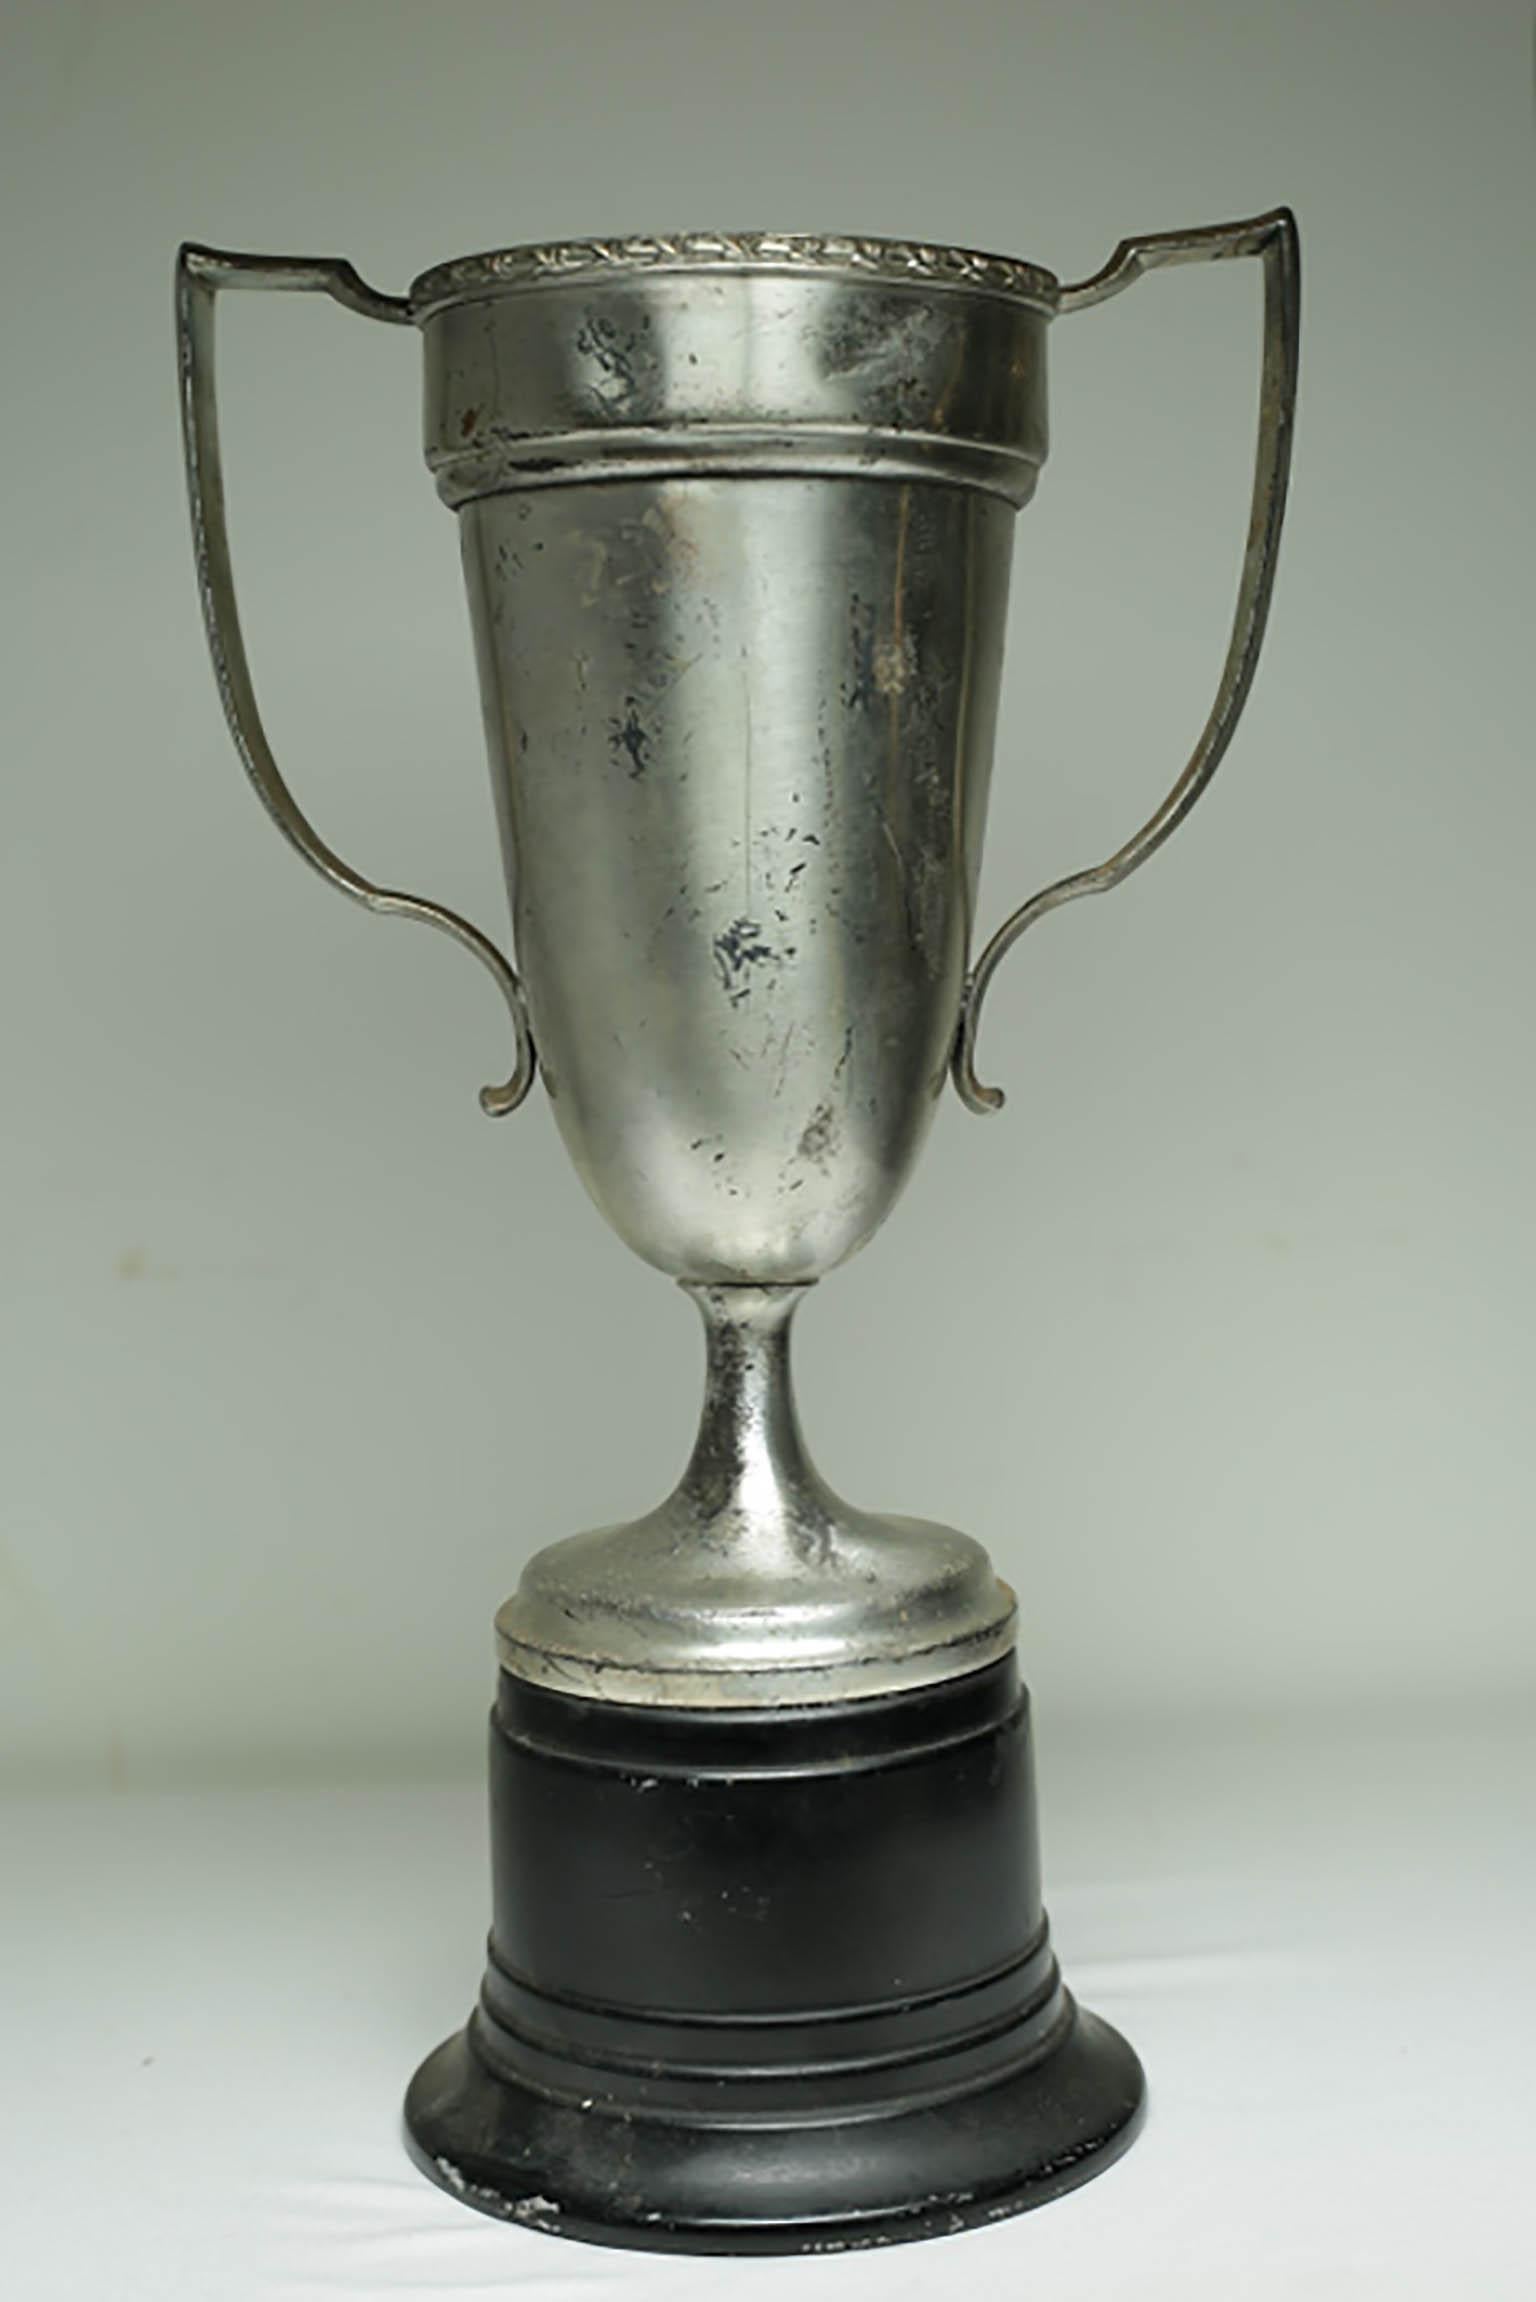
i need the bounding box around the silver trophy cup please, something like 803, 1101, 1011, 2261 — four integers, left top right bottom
178, 214, 1298, 2252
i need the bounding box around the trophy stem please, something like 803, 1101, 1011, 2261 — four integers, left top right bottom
671, 1283, 836, 1563
495, 1278, 1015, 1706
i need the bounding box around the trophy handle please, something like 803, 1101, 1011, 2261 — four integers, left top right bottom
952, 206, 1300, 1114
174, 244, 537, 1117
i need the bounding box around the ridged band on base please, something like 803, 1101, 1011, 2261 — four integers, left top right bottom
403, 1659, 1145, 2253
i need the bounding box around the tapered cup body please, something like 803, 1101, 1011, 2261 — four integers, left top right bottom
416, 251, 1052, 1278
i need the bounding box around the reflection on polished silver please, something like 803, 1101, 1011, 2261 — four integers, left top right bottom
177, 213, 1299, 1706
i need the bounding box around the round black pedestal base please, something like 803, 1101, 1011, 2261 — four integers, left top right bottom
405, 2006, 1143, 2255
404, 1659, 1144, 2255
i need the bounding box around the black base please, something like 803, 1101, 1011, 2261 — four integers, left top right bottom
404, 1658, 1143, 2255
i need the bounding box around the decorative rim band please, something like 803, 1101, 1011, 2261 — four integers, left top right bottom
410, 230, 1059, 315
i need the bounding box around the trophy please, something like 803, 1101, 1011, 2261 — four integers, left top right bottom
176, 210, 1298, 2254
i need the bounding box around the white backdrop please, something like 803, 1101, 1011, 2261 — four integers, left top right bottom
3, 0, 1534, 1786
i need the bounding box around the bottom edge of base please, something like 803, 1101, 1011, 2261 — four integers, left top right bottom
403, 2006, 1145, 2257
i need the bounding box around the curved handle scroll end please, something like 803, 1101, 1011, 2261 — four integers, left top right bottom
474, 961, 538, 1118
952, 877, 1067, 1115
952, 976, 1006, 1116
